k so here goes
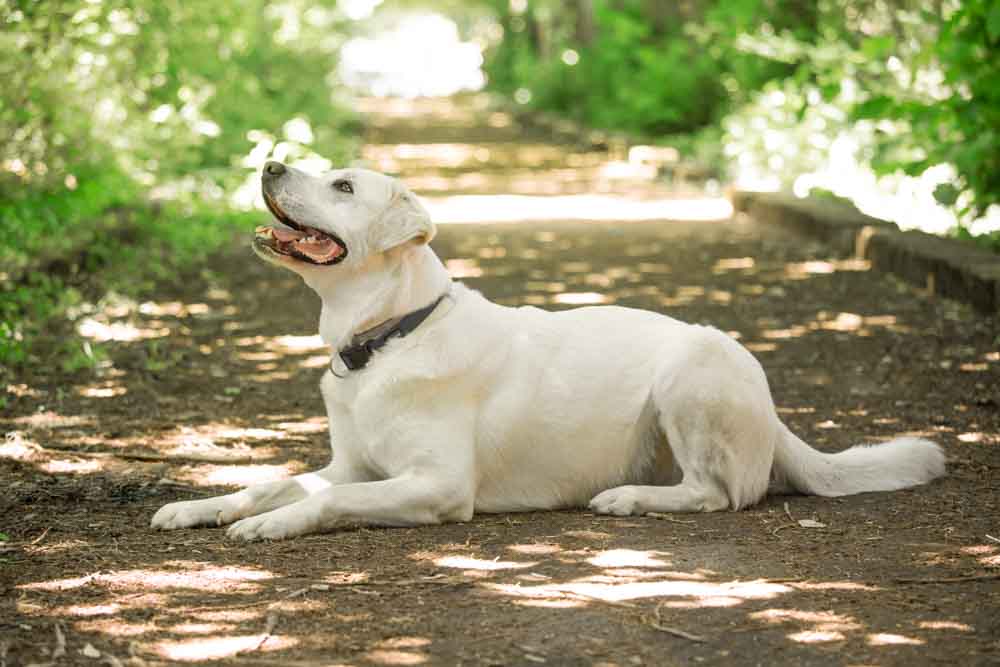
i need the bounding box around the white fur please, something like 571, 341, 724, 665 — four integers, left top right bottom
151, 165, 946, 540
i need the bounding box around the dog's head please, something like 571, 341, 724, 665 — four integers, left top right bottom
253, 161, 435, 276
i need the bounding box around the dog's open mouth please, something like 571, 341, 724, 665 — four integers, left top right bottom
255, 192, 347, 265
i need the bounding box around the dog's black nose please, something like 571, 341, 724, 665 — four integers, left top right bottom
264, 161, 286, 177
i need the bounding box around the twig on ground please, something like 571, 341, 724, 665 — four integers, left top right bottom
250, 611, 279, 653
568, 592, 707, 642
985, 534, 999, 544
771, 523, 796, 537
646, 602, 707, 642
29, 527, 51, 546
892, 573, 1000, 585
52, 623, 66, 660
646, 512, 696, 524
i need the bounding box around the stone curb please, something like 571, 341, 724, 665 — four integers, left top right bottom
732, 191, 1000, 313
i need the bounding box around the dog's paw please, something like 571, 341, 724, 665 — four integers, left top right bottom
226, 509, 305, 542
589, 486, 643, 516
151, 498, 235, 530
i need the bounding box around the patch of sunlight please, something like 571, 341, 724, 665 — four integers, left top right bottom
423, 194, 734, 224
171, 622, 238, 635
76, 618, 156, 637
150, 429, 260, 463
273, 334, 326, 351
248, 371, 293, 382
377, 638, 432, 649
751, 608, 861, 632
508, 543, 561, 555
790, 581, 880, 591
960, 362, 989, 372
713, 257, 756, 272
957, 432, 985, 443
867, 633, 924, 646
79, 384, 127, 398
762, 326, 808, 340
150, 635, 298, 662
444, 259, 483, 278
138, 301, 205, 317
0, 432, 39, 461
40, 458, 103, 474
5, 383, 44, 398
745, 342, 778, 353
434, 556, 536, 571
599, 160, 658, 181
22, 564, 273, 593
551, 292, 608, 306
14, 412, 92, 428
176, 462, 301, 487
660, 596, 744, 608
58, 603, 121, 617
587, 549, 670, 569
340, 12, 483, 98
276, 418, 327, 434
209, 426, 286, 441
239, 351, 281, 362
484, 577, 791, 604
191, 609, 264, 622
784, 259, 868, 279
301, 354, 330, 369
788, 630, 846, 643
959, 545, 995, 556
77, 317, 168, 343
919, 620, 973, 631
364, 649, 428, 666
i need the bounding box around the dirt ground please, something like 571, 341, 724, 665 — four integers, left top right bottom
2, 96, 999, 666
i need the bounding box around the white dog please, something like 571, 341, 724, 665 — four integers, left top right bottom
151, 161, 946, 540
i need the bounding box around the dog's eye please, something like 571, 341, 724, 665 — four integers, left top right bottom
333, 180, 353, 194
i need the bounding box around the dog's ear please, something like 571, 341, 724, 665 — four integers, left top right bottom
370, 181, 436, 252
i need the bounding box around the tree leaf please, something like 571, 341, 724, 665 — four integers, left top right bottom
988, 1, 1000, 42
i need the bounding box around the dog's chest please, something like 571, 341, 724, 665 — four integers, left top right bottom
323, 370, 430, 478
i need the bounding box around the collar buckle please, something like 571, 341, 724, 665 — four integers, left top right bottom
333, 293, 447, 375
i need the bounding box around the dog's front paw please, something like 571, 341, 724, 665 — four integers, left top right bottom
151, 498, 232, 530
589, 486, 643, 516
227, 509, 307, 542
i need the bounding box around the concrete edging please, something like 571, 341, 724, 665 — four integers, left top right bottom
731, 191, 1000, 314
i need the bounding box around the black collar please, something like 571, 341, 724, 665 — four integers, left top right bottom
335, 293, 448, 373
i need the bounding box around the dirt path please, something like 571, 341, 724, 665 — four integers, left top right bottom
2, 95, 999, 666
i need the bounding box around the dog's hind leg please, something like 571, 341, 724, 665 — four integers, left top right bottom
590, 327, 776, 515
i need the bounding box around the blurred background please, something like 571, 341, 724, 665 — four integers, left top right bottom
1, 0, 998, 375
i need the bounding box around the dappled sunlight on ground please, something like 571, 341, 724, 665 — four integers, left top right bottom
175, 461, 305, 488
20, 562, 274, 593
424, 194, 734, 224
151, 634, 298, 662
3, 95, 997, 665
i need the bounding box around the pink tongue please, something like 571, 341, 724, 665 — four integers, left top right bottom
272, 227, 308, 242
295, 238, 344, 262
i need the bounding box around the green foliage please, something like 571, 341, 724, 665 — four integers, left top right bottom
0, 0, 359, 375
853, 0, 1000, 219
482, 0, 1000, 231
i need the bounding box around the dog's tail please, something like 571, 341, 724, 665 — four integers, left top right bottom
770, 421, 945, 497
